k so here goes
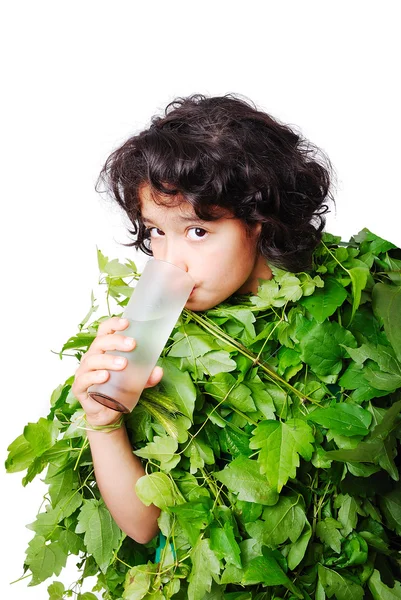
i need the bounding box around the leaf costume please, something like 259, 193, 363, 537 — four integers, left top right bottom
5, 228, 401, 599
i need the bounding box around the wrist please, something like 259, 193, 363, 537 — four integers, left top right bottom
84, 405, 125, 428
83, 413, 125, 432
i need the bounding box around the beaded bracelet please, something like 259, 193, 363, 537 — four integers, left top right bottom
81, 413, 125, 433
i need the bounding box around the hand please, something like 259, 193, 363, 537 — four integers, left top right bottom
72, 317, 163, 426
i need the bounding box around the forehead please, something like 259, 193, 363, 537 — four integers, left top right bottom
138, 182, 231, 222
138, 183, 193, 219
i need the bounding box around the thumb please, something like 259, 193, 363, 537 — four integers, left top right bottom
144, 366, 164, 389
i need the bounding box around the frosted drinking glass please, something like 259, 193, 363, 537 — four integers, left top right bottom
87, 259, 194, 413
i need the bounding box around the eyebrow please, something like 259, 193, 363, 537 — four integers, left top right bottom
141, 214, 207, 225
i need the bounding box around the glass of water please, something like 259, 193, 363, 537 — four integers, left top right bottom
87, 259, 195, 413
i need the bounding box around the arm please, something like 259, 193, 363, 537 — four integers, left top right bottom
86, 424, 161, 544
71, 316, 164, 544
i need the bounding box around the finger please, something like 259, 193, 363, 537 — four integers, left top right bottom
87, 325, 135, 357
72, 367, 110, 400
97, 316, 130, 337
77, 352, 128, 377
144, 366, 164, 388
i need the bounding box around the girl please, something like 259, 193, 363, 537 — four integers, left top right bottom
71, 93, 335, 545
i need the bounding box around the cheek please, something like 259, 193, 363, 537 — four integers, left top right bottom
207, 242, 254, 282
189, 230, 257, 281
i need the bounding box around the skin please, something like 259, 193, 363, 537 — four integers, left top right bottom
72, 182, 273, 543
139, 183, 273, 311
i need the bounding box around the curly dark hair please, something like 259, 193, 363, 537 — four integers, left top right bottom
95, 93, 336, 272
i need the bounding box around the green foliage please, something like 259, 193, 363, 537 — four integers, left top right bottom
5, 228, 401, 598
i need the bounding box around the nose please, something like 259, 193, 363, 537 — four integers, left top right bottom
158, 238, 189, 273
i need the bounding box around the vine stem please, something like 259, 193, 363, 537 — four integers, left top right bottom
184, 309, 323, 406
9, 573, 32, 585
200, 467, 224, 508
312, 476, 331, 538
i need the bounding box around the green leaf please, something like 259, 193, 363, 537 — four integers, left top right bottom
135, 472, 183, 510
246, 494, 306, 547
365, 230, 397, 254
277, 347, 302, 377
299, 276, 348, 322
246, 379, 276, 419
188, 538, 220, 600
158, 358, 197, 419
372, 283, 401, 362
287, 521, 312, 570
363, 364, 401, 391
205, 373, 256, 413
210, 521, 242, 568
207, 306, 256, 341
242, 547, 302, 597
58, 529, 85, 555
215, 455, 279, 505
318, 564, 364, 600
249, 419, 314, 492
337, 532, 368, 568
169, 323, 222, 357
306, 402, 372, 437
54, 489, 83, 521
196, 350, 237, 375
235, 499, 263, 523
339, 362, 390, 403
348, 304, 387, 346
379, 483, 401, 536
218, 427, 251, 458
123, 563, 156, 599
348, 267, 369, 322
334, 494, 363, 537
103, 256, 135, 277
45, 468, 75, 506
27, 507, 62, 539
75, 499, 122, 573
383, 254, 401, 284
134, 435, 180, 472
183, 436, 215, 474
23, 417, 59, 457
312, 445, 333, 468
25, 535, 68, 586
4, 434, 36, 473
325, 399, 401, 471
169, 497, 214, 546
299, 320, 357, 381
47, 581, 65, 600
260, 383, 289, 418
316, 517, 343, 553
252, 279, 281, 309
278, 273, 303, 302
342, 343, 401, 376
324, 440, 382, 463
369, 398, 401, 442
368, 568, 401, 599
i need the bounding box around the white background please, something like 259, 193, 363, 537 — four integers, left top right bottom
1, 1, 400, 598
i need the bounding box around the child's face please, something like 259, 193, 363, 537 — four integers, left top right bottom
139, 183, 272, 311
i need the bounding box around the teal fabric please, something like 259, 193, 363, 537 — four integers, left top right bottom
155, 531, 176, 562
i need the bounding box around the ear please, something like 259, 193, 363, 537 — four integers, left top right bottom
253, 222, 262, 236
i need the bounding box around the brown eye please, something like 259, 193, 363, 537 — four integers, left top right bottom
148, 227, 165, 237
188, 227, 208, 240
